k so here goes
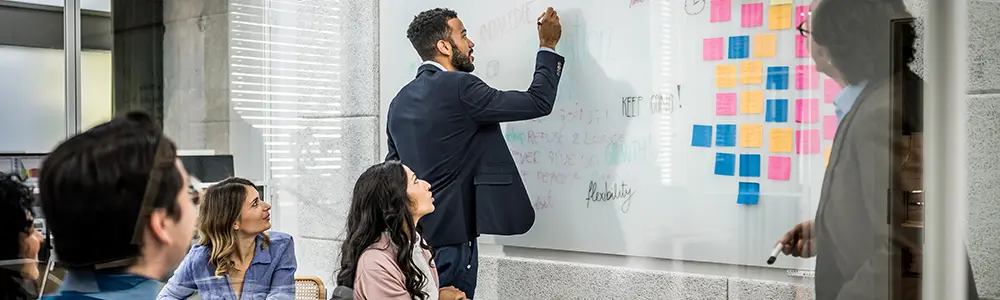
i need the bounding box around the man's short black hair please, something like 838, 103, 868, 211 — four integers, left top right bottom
0, 173, 34, 260
40, 111, 184, 268
407, 8, 459, 61
812, 0, 917, 85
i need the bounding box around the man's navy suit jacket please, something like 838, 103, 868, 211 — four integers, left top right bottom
386, 50, 565, 247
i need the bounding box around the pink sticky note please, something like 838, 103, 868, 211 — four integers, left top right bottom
823, 79, 841, 103
795, 6, 810, 27
795, 98, 820, 123
741, 3, 764, 27
767, 156, 792, 181
711, 0, 732, 22
795, 129, 821, 154
704, 38, 725, 61
795, 65, 819, 90
795, 35, 809, 58
716, 93, 738, 115
823, 115, 838, 140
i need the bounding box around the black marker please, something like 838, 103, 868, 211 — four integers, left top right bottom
767, 244, 783, 265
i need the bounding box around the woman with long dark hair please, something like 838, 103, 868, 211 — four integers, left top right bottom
0, 172, 43, 300
337, 161, 466, 300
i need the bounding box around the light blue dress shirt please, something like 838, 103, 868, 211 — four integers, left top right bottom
834, 80, 868, 123
157, 232, 297, 300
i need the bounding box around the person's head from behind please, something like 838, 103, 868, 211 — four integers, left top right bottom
336, 161, 434, 295
407, 8, 476, 72
39, 111, 197, 280
0, 173, 42, 296
805, 0, 915, 85
197, 177, 271, 276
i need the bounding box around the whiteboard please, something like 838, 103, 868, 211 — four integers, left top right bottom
380, 0, 832, 270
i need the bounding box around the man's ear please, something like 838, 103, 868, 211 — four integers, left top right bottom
147, 210, 173, 245
435, 40, 452, 57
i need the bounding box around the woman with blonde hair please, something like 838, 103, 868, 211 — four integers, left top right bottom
158, 177, 296, 300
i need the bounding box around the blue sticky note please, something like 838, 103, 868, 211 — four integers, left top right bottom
728, 36, 750, 59
692, 125, 713, 147
739, 154, 761, 177
716, 124, 737, 147
715, 153, 737, 176
737, 182, 761, 205
766, 66, 789, 90
766, 99, 789, 122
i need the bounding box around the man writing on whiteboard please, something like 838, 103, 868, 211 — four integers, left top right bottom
385, 7, 563, 298
774, 0, 979, 299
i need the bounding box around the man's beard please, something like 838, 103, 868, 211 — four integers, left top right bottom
450, 43, 475, 73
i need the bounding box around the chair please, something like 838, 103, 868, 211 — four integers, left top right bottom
294, 276, 326, 300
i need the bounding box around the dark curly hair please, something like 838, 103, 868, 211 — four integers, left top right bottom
336, 161, 432, 300
812, 0, 917, 85
406, 8, 459, 61
0, 172, 38, 299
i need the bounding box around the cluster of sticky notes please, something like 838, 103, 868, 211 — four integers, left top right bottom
705, 35, 777, 61
714, 153, 762, 177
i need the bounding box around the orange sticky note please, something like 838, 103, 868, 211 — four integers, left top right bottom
740, 124, 764, 148
740, 60, 764, 84
716, 64, 738, 88
770, 128, 794, 153
768, 5, 793, 30
740, 90, 764, 114
824, 146, 832, 167
753, 34, 777, 58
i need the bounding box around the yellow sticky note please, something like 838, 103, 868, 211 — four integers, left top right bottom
740, 90, 764, 114
740, 124, 764, 148
740, 60, 763, 85
770, 128, 794, 153
716, 64, 737, 88
824, 146, 832, 167
770, 0, 793, 5
769, 5, 793, 30
753, 34, 777, 58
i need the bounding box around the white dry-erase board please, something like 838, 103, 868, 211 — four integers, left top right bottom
379, 0, 841, 270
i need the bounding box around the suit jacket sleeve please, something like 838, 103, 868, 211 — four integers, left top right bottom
385, 128, 399, 161
833, 105, 903, 300
459, 50, 565, 123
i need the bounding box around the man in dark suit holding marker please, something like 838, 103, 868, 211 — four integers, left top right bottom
775, 0, 979, 299
385, 7, 564, 298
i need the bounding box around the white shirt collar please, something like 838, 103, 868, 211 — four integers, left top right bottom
420, 61, 448, 72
